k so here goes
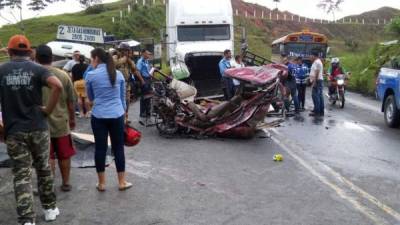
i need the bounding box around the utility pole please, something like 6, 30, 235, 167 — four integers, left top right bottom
19, 5, 25, 34
273, 0, 280, 10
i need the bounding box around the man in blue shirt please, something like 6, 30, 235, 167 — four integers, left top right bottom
294, 57, 310, 110
284, 58, 300, 113
136, 49, 153, 121
219, 49, 233, 100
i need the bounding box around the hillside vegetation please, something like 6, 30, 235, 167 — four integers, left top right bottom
0, 1, 165, 46
0, 0, 396, 56
0, 0, 399, 95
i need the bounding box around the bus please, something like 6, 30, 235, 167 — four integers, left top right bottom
271, 30, 328, 67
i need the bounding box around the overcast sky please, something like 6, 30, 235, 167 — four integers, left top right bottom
0, 0, 399, 27
246, 0, 400, 19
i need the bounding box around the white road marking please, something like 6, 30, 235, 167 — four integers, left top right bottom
269, 128, 400, 224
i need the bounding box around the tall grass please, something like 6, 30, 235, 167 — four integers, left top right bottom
341, 43, 400, 95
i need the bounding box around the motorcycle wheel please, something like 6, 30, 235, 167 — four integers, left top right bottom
156, 119, 179, 136
339, 93, 345, 108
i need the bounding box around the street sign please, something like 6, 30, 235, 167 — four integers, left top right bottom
57, 25, 104, 44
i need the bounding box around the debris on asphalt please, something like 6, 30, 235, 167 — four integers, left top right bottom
257, 118, 284, 130
196, 182, 206, 187
273, 154, 283, 162
257, 130, 271, 139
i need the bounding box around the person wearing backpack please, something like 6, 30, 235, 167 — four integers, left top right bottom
294, 57, 310, 111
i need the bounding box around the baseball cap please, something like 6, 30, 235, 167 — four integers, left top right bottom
7, 35, 32, 51
36, 44, 53, 58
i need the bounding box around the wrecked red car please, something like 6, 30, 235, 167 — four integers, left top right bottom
152, 64, 287, 138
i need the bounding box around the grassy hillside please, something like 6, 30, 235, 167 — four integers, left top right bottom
0, 0, 398, 95
340, 43, 400, 95
0, 0, 395, 57
0, 0, 164, 46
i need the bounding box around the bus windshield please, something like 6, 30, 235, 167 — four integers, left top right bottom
177, 25, 230, 42
285, 43, 327, 58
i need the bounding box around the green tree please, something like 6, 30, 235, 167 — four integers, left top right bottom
0, 0, 99, 10
0, 0, 100, 32
387, 16, 400, 35
272, 0, 280, 10
344, 38, 359, 52
317, 0, 344, 21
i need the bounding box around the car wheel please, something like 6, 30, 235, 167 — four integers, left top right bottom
384, 95, 400, 128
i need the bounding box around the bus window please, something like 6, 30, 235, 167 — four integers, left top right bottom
285, 43, 306, 57
305, 43, 327, 58
272, 44, 281, 55
279, 45, 285, 55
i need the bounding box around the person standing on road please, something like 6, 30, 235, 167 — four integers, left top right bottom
0, 35, 62, 225
294, 57, 309, 111
63, 50, 80, 74
115, 43, 144, 123
85, 48, 132, 192
137, 49, 154, 122
72, 55, 90, 118
230, 55, 245, 93
219, 49, 233, 100
309, 51, 325, 117
37, 44, 77, 192
283, 57, 300, 114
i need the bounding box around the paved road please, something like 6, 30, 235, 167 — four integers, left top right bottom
0, 91, 399, 225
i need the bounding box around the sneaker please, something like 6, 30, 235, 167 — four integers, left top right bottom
44, 207, 60, 221
22, 223, 35, 225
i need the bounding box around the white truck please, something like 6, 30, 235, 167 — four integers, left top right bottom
166, 0, 234, 96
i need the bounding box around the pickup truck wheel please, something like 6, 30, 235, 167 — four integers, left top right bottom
384, 95, 400, 128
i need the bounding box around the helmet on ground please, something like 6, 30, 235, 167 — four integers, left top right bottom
124, 126, 141, 147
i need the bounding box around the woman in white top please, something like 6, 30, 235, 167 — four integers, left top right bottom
230, 55, 245, 90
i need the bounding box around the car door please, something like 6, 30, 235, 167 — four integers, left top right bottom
393, 58, 400, 109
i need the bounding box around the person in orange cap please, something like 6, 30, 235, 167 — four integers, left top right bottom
0, 35, 63, 225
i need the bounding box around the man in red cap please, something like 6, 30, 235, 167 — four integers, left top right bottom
0, 35, 62, 225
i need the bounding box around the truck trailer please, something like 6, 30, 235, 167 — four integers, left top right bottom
166, 0, 234, 96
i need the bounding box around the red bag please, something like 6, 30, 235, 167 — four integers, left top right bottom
124, 126, 141, 147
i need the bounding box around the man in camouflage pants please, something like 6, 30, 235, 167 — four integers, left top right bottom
0, 35, 63, 225
114, 43, 144, 123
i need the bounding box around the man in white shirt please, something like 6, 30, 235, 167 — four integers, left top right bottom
230, 55, 244, 90
63, 50, 81, 73
309, 51, 325, 117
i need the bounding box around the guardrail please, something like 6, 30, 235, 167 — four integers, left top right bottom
126, 0, 394, 26
235, 9, 393, 26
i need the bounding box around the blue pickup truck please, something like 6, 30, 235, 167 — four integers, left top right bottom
376, 58, 400, 128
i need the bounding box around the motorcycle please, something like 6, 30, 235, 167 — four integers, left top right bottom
328, 74, 348, 108
151, 64, 285, 139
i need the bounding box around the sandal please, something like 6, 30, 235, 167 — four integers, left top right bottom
60, 184, 72, 192
96, 183, 106, 192
118, 182, 133, 191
